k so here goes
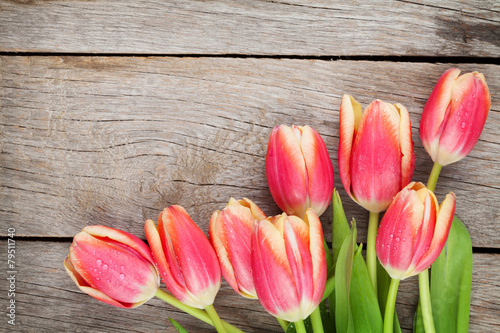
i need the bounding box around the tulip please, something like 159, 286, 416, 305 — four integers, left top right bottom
64, 225, 160, 308
420, 68, 491, 167
145, 205, 222, 309
251, 209, 327, 324
376, 182, 456, 280
266, 124, 334, 218
338, 95, 415, 213
209, 198, 266, 299
339, 94, 415, 292
376, 182, 455, 333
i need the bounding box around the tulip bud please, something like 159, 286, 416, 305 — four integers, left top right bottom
252, 209, 327, 322
266, 125, 334, 218
338, 95, 415, 213
145, 205, 221, 309
64, 225, 160, 308
209, 198, 266, 299
376, 182, 456, 280
420, 68, 491, 166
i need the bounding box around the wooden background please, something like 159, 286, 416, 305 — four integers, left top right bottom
1, 1, 499, 332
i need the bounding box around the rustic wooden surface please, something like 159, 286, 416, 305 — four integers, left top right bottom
1, 1, 499, 332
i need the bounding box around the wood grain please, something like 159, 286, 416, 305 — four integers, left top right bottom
0, 0, 499, 56
0, 240, 498, 332
1, 56, 499, 248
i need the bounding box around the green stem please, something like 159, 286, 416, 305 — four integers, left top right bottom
276, 318, 289, 332
383, 278, 400, 333
294, 319, 307, 333
155, 289, 242, 333
426, 162, 442, 192
367, 211, 380, 295
205, 304, 227, 333
419, 269, 436, 333
310, 306, 324, 333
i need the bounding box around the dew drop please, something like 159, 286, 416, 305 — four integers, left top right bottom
461, 122, 467, 129
102, 264, 109, 270
120, 265, 125, 271
393, 246, 397, 250
119, 273, 126, 280
107, 279, 112, 283
96, 259, 103, 267
395, 237, 401, 242
96, 277, 100, 281
390, 234, 394, 239
93, 268, 98, 273
402, 237, 406, 242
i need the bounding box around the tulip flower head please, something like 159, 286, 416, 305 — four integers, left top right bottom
376, 182, 456, 280
64, 225, 160, 308
338, 95, 415, 213
420, 68, 491, 166
266, 124, 334, 218
209, 198, 266, 299
145, 205, 222, 309
251, 209, 327, 322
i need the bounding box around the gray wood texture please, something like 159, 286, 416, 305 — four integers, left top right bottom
0, 0, 499, 332
1, 57, 499, 247
0, 240, 498, 333
0, 0, 498, 56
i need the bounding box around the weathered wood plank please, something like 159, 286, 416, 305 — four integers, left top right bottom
0, 0, 499, 56
1, 56, 499, 247
1, 240, 498, 332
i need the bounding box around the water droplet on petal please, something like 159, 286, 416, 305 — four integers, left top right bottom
395, 237, 400, 242
102, 264, 109, 270
390, 234, 394, 239
402, 237, 406, 242
119, 273, 126, 280
461, 122, 467, 129
393, 246, 397, 251
96, 277, 100, 281
120, 265, 125, 271
96, 259, 103, 267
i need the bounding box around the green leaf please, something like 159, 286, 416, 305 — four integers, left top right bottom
169, 318, 190, 333
335, 220, 356, 333
430, 217, 473, 333
413, 301, 425, 333
377, 261, 402, 333
331, 190, 351, 264
349, 254, 383, 333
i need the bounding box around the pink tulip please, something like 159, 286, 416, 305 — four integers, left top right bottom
145, 205, 221, 309
376, 182, 456, 280
266, 125, 334, 218
64, 225, 160, 308
420, 68, 491, 166
339, 95, 415, 213
252, 209, 327, 322
209, 198, 266, 299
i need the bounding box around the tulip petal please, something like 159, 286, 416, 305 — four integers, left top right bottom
420, 68, 461, 161
414, 192, 456, 273
162, 206, 221, 308
436, 72, 491, 165
237, 198, 267, 221
266, 125, 308, 216
396, 103, 415, 188
252, 219, 300, 322
304, 209, 327, 312
350, 100, 402, 212
145, 219, 189, 303
301, 126, 335, 217
338, 94, 362, 202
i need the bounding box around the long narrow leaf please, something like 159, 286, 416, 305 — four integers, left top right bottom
430, 217, 473, 333
335, 221, 356, 333
169, 318, 190, 333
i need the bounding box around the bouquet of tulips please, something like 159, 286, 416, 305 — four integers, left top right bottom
64, 68, 490, 333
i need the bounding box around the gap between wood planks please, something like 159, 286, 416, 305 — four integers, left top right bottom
0, 52, 499, 64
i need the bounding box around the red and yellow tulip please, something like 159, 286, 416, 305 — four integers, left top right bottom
338, 95, 415, 213
266, 125, 334, 218
145, 205, 222, 309
209, 198, 266, 299
64, 225, 160, 308
376, 182, 456, 280
420, 68, 491, 166
251, 209, 327, 322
